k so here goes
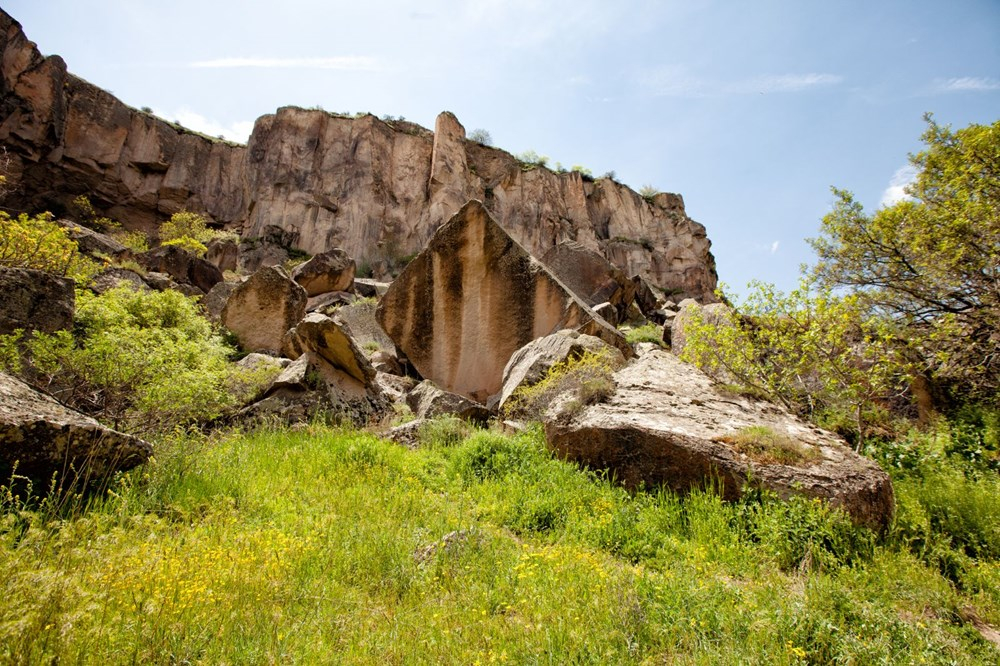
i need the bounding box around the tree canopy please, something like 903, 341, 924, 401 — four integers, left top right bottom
810, 116, 999, 402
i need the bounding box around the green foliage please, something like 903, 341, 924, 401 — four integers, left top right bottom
162, 235, 208, 257
0, 286, 252, 434
623, 322, 665, 346
159, 210, 212, 245
2, 420, 998, 663
111, 229, 150, 253
680, 280, 912, 445
810, 116, 1000, 403
0, 211, 100, 282
720, 425, 822, 466
516, 149, 549, 170
505, 350, 621, 420
639, 184, 660, 202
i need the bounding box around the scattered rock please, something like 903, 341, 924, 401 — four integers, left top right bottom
406, 380, 492, 423
206, 237, 239, 272
632, 275, 665, 324
377, 200, 632, 403
0, 372, 151, 483
0, 267, 75, 336
354, 278, 391, 298
281, 312, 376, 385
371, 351, 403, 375
541, 241, 637, 319
544, 348, 894, 529
305, 291, 355, 314
138, 245, 223, 293
90, 267, 148, 294
375, 372, 418, 402
201, 280, 240, 323
292, 248, 356, 296
221, 265, 307, 354
498, 330, 625, 410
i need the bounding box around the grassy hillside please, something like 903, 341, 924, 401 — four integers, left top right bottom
3, 419, 999, 664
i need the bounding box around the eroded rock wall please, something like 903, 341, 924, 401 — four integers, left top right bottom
0, 8, 718, 300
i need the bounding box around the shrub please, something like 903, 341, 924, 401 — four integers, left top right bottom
0, 286, 249, 434
159, 211, 211, 245
717, 425, 821, 466
468, 128, 493, 146
162, 236, 208, 257
505, 349, 622, 420
639, 184, 659, 202
623, 322, 665, 346
112, 230, 150, 253
0, 211, 100, 282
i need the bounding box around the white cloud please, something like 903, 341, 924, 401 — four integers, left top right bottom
880, 164, 918, 207
637, 67, 842, 98
155, 107, 254, 143
933, 76, 1000, 93
190, 57, 379, 71
770, 240, 780, 254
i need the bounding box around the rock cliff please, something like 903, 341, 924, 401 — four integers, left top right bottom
0, 9, 717, 300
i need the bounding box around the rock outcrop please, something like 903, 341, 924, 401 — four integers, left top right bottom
0, 267, 75, 336
377, 201, 631, 403
137, 245, 223, 294
544, 346, 894, 529
221, 265, 307, 354
0, 8, 717, 301
540, 241, 637, 320
0, 371, 151, 482
292, 248, 355, 296
405, 380, 492, 423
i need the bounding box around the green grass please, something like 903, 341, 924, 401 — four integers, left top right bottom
2, 421, 1000, 664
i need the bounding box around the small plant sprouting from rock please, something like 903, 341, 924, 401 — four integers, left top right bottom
623, 322, 665, 347
506, 349, 622, 420
516, 150, 549, 171
718, 426, 821, 466
639, 184, 660, 203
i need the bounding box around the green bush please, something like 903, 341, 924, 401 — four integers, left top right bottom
0, 286, 255, 434
0, 211, 100, 282
623, 322, 664, 346
505, 349, 622, 420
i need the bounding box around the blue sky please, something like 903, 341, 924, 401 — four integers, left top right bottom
5, 0, 999, 295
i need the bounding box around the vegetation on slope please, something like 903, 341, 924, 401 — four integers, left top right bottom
2, 418, 1000, 664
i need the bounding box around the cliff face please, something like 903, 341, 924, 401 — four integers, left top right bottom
0, 9, 717, 300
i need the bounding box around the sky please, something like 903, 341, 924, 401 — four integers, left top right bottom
5, 0, 999, 296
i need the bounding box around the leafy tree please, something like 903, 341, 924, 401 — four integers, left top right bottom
679, 279, 912, 446
810, 116, 999, 402
0, 211, 100, 282
468, 128, 493, 146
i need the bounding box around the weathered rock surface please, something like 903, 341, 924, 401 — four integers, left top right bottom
498, 330, 625, 409
90, 267, 149, 294
544, 347, 894, 529
377, 201, 631, 403
201, 280, 239, 322
541, 241, 637, 319
237, 226, 296, 273
137, 245, 223, 294
0, 371, 151, 481
406, 380, 492, 423
0, 267, 75, 336
353, 278, 391, 299
57, 220, 130, 259
240, 348, 388, 427
334, 301, 395, 354
0, 9, 717, 301
221, 266, 307, 353
292, 248, 355, 296
205, 237, 238, 272
281, 312, 376, 385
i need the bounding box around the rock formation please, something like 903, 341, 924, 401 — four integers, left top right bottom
0, 267, 75, 336
221, 265, 307, 354
0, 371, 151, 482
544, 346, 894, 529
0, 8, 717, 301
377, 201, 631, 403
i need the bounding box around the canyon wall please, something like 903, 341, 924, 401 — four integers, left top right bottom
0, 9, 717, 300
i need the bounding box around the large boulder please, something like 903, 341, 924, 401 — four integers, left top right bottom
221, 266, 307, 354
544, 347, 894, 530
138, 245, 223, 294
0, 372, 151, 482
670, 300, 734, 356
335, 301, 396, 354
57, 220, 131, 259
498, 330, 625, 410
541, 241, 638, 319
376, 200, 631, 403
282, 312, 376, 384
0, 267, 75, 336
292, 248, 356, 296
237, 225, 298, 273
406, 380, 492, 423
205, 237, 239, 273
